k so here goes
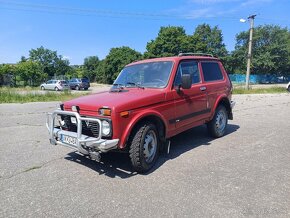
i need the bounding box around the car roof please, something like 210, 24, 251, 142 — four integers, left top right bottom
126, 55, 220, 67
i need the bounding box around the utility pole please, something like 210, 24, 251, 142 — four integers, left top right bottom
245, 14, 256, 90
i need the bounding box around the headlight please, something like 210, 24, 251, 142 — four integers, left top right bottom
102, 120, 111, 136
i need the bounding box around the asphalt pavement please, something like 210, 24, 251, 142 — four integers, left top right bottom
0, 93, 289, 217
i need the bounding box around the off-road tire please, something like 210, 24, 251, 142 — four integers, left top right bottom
129, 122, 160, 173
207, 105, 228, 138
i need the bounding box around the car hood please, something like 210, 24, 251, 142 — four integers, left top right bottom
63, 88, 166, 113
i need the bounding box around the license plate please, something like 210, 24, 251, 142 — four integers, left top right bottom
62, 135, 77, 146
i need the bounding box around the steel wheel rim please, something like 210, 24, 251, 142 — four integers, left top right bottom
143, 130, 157, 163
215, 110, 226, 134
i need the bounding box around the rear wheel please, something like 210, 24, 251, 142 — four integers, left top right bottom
41, 86, 45, 90
287, 85, 290, 92
129, 122, 160, 173
207, 105, 228, 138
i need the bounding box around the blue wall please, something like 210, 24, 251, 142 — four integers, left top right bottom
229, 74, 290, 84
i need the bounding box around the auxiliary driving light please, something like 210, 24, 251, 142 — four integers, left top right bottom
71, 105, 79, 112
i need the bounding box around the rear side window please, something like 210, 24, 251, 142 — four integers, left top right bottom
201, 62, 223, 82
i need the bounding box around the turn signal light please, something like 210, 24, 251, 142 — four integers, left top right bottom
120, 111, 130, 118
98, 108, 111, 116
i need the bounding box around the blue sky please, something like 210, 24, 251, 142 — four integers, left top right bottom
0, 0, 289, 64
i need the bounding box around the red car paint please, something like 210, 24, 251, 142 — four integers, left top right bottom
62, 55, 233, 149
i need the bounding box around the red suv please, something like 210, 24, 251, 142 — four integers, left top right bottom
47, 53, 235, 173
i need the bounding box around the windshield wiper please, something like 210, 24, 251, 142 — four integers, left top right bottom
110, 83, 125, 92
112, 83, 124, 88
126, 82, 144, 89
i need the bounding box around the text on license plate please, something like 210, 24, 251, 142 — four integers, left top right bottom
62, 135, 77, 146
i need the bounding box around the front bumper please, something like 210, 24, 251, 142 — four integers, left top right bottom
46, 110, 119, 154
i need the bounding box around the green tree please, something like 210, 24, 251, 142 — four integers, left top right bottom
231, 25, 290, 75
0, 64, 16, 86
144, 26, 191, 58
99, 46, 142, 84
29, 46, 70, 77
55, 56, 71, 76
193, 24, 228, 57
144, 25, 227, 59
83, 56, 100, 81
16, 61, 46, 86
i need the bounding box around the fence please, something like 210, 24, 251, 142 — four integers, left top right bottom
229, 74, 290, 84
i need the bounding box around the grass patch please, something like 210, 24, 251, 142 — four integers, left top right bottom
233, 87, 287, 94
0, 86, 40, 91
0, 88, 88, 103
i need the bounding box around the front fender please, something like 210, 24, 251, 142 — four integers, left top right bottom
119, 110, 168, 149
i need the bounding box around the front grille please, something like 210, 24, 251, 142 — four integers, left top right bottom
61, 115, 100, 138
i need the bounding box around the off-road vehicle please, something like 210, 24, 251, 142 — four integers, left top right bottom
47, 53, 235, 173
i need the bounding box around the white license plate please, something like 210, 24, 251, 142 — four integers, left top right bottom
62, 135, 77, 146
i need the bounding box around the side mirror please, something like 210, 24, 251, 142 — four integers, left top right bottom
181, 74, 192, 89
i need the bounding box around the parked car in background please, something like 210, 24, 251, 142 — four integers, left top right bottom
287, 82, 290, 92
40, 80, 69, 91
68, 78, 90, 90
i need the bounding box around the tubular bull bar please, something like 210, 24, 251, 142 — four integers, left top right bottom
46, 110, 119, 154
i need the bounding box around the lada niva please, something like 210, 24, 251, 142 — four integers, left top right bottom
47, 53, 235, 173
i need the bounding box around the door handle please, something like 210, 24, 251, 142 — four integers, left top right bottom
200, 86, 207, 91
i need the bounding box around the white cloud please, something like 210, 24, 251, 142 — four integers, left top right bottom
180, 7, 238, 20
240, 0, 272, 7
184, 8, 212, 19
62, 56, 70, 60
189, 0, 241, 5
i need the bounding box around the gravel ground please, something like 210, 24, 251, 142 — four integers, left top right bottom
0, 93, 289, 218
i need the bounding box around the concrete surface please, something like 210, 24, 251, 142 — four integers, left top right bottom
0, 93, 290, 217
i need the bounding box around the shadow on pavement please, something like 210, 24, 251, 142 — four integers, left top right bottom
64, 124, 240, 178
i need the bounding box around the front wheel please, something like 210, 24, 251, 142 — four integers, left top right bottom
129, 122, 160, 173
75, 85, 80, 91
54, 87, 59, 91
287, 85, 290, 92
41, 86, 45, 90
207, 105, 228, 138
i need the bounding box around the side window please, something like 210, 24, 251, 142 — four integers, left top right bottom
174, 61, 200, 86
201, 62, 223, 82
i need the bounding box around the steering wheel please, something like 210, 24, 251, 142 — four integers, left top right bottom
153, 79, 166, 86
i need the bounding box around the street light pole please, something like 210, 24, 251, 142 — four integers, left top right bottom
245, 14, 256, 90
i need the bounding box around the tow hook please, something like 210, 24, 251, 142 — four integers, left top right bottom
89, 151, 101, 162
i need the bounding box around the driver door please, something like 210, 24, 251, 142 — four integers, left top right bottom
172, 60, 209, 129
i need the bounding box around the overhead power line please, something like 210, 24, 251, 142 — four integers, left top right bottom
0, 0, 288, 23
0, 0, 241, 21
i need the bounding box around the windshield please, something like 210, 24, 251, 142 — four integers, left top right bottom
113, 61, 173, 89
